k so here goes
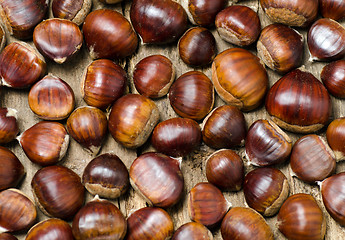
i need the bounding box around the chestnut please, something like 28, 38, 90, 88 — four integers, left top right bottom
188, 182, 230, 228
72, 196, 127, 240
206, 149, 244, 191
99, 0, 123, 4
151, 117, 202, 158
178, 27, 216, 67
321, 60, 345, 98
0, 108, 19, 144
18, 121, 69, 166
28, 75, 75, 120
133, 55, 175, 99
202, 105, 246, 149
169, 71, 214, 121
172, 222, 213, 240
215, 5, 261, 46
82, 59, 127, 110
326, 117, 345, 161
265, 69, 332, 133
130, 0, 188, 44
212, 48, 268, 111
82, 153, 129, 199
0, 24, 6, 52
31, 165, 85, 220
26, 218, 74, 240
0, 42, 46, 89
221, 207, 274, 240
130, 152, 184, 208
33, 18, 83, 64
290, 134, 336, 183
0, 189, 37, 233
0, 233, 17, 240
320, 0, 345, 21
245, 119, 292, 166
52, 0, 92, 26
108, 94, 159, 148
83, 9, 138, 59
66, 106, 108, 155
277, 193, 326, 240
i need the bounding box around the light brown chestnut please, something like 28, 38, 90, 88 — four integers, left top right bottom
321, 60, 345, 98
82, 153, 129, 199
326, 117, 345, 161
28, 75, 75, 120
18, 121, 69, 166
52, 0, 92, 26
26, 218, 74, 240
0, 25, 6, 52
0, 233, 17, 240
320, 0, 345, 21
0, 108, 19, 144
212, 48, 268, 111
172, 222, 213, 240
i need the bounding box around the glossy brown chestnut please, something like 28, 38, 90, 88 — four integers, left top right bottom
151, 118, 201, 157
178, 27, 216, 67
126, 207, 174, 240
206, 149, 244, 191
277, 193, 326, 240
52, 0, 92, 26
215, 5, 261, 46
0, 0, 48, 39
212, 48, 268, 111
72, 197, 127, 240
0, 189, 37, 233
83, 9, 138, 59
82, 153, 129, 199
82, 59, 127, 110
67, 106, 107, 155
245, 119, 292, 166
31, 165, 85, 220
130, 152, 184, 208
33, 18, 83, 64
99, 0, 123, 4
320, 0, 345, 21
28, 75, 75, 120
169, 71, 214, 121
0, 42, 46, 88
221, 207, 274, 240
18, 121, 69, 166
321, 172, 345, 226
265, 69, 332, 133
326, 117, 345, 161
243, 168, 289, 216
26, 218, 74, 240
0, 233, 17, 240
259, 0, 318, 27
108, 94, 159, 148
0, 25, 6, 52
188, 182, 230, 228
321, 60, 345, 98
202, 105, 246, 149
130, 0, 188, 44
308, 18, 345, 61
172, 222, 213, 240
290, 134, 336, 183
0, 108, 19, 144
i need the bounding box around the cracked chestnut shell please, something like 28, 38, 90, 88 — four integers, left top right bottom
52, 0, 92, 26
0, 108, 19, 144
172, 222, 213, 240
321, 60, 345, 98
320, 0, 345, 21
326, 117, 345, 161
26, 218, 74, 240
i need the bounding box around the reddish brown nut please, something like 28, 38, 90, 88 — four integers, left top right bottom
172, 222, 213, 240
206, 149, 244, 191
83, 9, 138, 59
0, 108, 19, 144
52, 0, 92, 26
0, 233, 17, 240
82, 59, 127, 110
82, 153, 129, 199
99, 0, 123, 4
28, 75, 75, 120
33, 18, 83, 64
0, 42, 46, 88
31, 165, 85, 220
212, 48, 268, 111
320, 0, 345, 21
67, 106, 107, 156
108, 94, 159, 148
0, 25, 6, 52
326, 117, 345, 161
215, 5, 261, 46
18, 121, 69, 166
321, 60, 345, 98
26, 218, 74, 240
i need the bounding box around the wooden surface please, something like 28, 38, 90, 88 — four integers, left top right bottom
2, 0, 345, 239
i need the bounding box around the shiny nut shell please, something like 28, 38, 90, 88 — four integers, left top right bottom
0, 108, 19, 144
326, 117, 345, 161
52, 0, 92, 26
320, 0, 345, 21
0, 233, 17, 240
172, 222, 213, 240
321, 59, 345, 98
26, 218, 74, 240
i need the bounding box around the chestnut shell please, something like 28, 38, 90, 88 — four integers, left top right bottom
52, 0, 92, 25
320, 0, 345, 21
26, 218, 74, 240
172, 222, 213, 240
326, 117, 345, 161
321, 60, 345, 98
0, 107, 19, 144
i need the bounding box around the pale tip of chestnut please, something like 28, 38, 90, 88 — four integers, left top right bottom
129, 177, 153, 206
5, 108, 18, 119
59, 134, 70, 160
54, 57, 67, 64
264, 179, 289, 216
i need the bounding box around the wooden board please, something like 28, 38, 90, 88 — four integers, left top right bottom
1, 0, 345, 239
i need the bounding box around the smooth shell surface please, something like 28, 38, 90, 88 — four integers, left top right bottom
26, 218, 74, 240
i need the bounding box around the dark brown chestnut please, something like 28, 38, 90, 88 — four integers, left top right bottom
108, 94, 159, 148
169, 71, 214, 121
151, 117, 201, 158
320, 0, 345, 21
0, 108, 19, 144
265, 69, 332, 133
172, 222, 213, 240
0, 25, 6, 52
212, 48, 268, 111
130, 152, 184, 208
326, 117, 345, 161
52, 0, 92, 26
31, 165, 85, 220
215, 5, 261, 46
83, 9, 138, 59
0, 233, 17, 240
130, 0, 188, 44
26, 218, 74, 240
82, 153, 129, 199
321, 60, 345, 98
206, 149, 244, 191
82, 59, 127, 110
33, 18, 83, 64
28, 75, 75, 120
